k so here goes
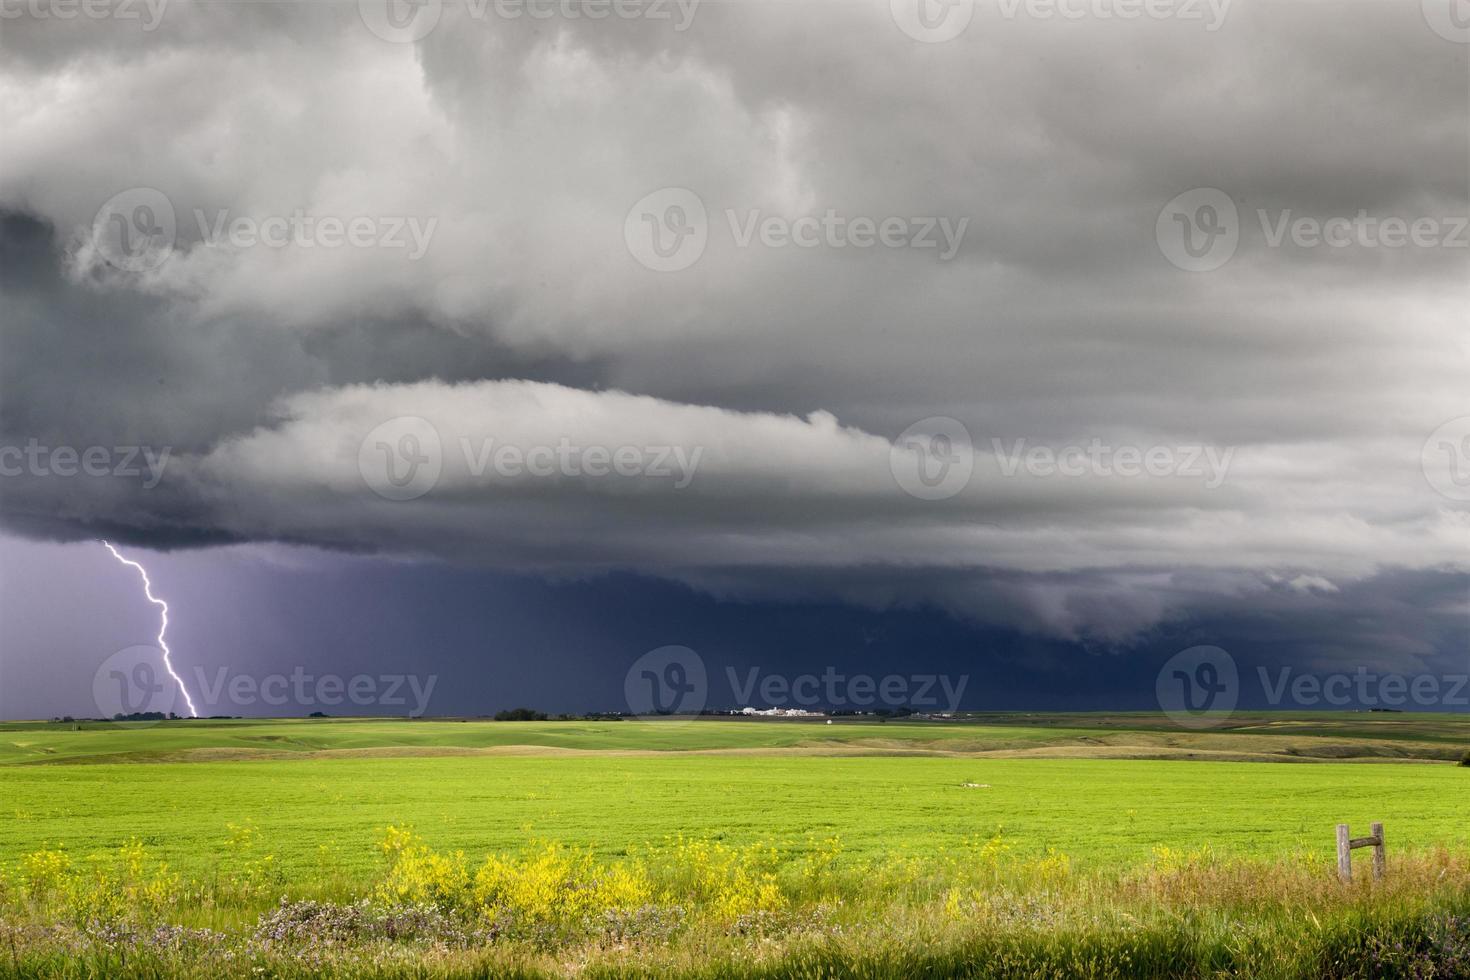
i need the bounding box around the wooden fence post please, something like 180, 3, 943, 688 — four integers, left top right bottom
1336, 822, 1386, 883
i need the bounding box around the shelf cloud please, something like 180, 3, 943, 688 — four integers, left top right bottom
1, 0, 1465, 650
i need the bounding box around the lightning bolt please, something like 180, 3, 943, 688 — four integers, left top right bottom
101, 540, 199, 718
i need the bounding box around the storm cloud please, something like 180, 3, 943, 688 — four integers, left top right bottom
0, 0, 1466, 653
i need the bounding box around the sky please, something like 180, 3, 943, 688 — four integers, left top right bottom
0, 0, 1466, 721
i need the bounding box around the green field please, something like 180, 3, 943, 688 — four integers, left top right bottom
3, 711, 1467, 763
1, 715, 1468, 877
0, 714, 1467, 978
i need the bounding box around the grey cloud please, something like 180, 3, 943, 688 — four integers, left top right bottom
0, 2, 1465, 648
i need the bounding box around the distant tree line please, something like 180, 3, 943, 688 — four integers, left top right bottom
489, 709, 627, 722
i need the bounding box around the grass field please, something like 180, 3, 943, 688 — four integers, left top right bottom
0, 713, 1466, 977
3, 753, 1470, 879
2, 712, 1468, 765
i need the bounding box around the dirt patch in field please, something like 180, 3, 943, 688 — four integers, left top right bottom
15, 724, 1457, 767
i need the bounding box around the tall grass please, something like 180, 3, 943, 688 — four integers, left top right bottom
0, 830, 1466, 978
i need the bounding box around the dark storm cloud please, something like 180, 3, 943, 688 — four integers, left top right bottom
0, 0, 1465, 651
